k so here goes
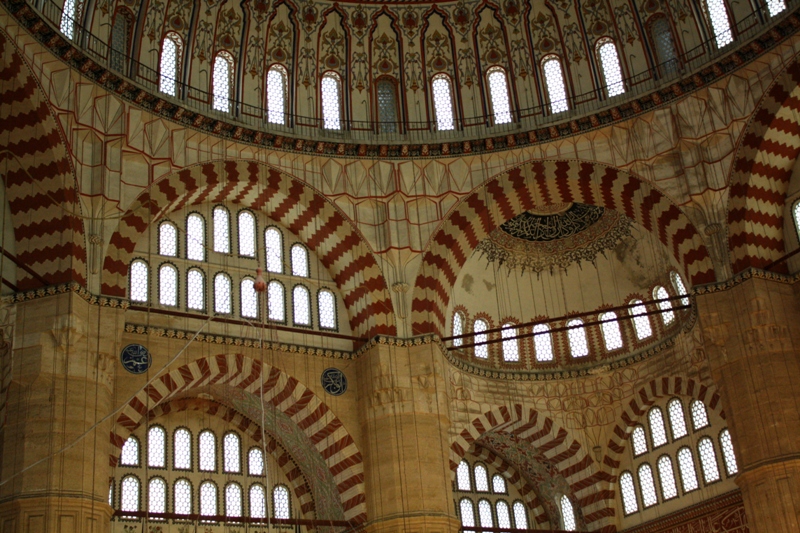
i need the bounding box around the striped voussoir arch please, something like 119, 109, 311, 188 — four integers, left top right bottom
101, 160, 394, 338
0, 31, 86, 290
450, 405, 615, 533
411, 160, 715, 335
728, 58, 800, 274
110, 353, 366, 523
138, 397, 316, 518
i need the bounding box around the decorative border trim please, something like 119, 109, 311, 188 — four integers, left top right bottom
2, 281, 129, 308
622, 490, 744, 533
4, 0, 800, 159
693, 267, 800, 295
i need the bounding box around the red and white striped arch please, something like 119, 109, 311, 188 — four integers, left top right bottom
411, 160, 715, 336
109, 353, 366, 523
101, 160, 394, 338
0, 31, 86, 290
728, 58, 800, 274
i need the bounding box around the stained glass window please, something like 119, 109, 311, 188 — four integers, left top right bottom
248, 447, 264, 476
632, 425, 648, 456
543, 57, 569, 114
200, 481, 218, 518
159, 264, 178, 307
213, 206, 230, 254
657, 455, 678, 500
460, 499, 475, 533
474, 464, 489, 492
474, 319, 489, 359
706, 0, 733, 48
238, 211, 256, 257
597, 39, 625, 97
321, 73, 342, 130
225, 482, 243, 518
120, 437, 139, 466
120, 475, 140, 515
214, 273, 232, 314
638, 464, 658, 507
174, 428, 191, 470
668, 398, 688, 440
159, 33, 182, 97
690, 400, 710, 431
492, 474, 506, 494
60, 0, 77, 39
600, 311, 623, 350
671, 271, 689, 306
377, 79, 399, 133
502, 324, 519, 362
174, 479, 192, 515
159, 222, 178, 256
496, 501, 511, 529
677, 447, 699, 492
267, 65, 288, 125
273, 485, 290, 519
651, 17, 679, 76
432, 74, 455, 131
265, 227, 282, 273
291, 244, 309, 277
187, 268, 205, 311
513, 501, 527, 529
110, 14, 129, 73
630, 300, 652, 340
318, 290, 336, 329
130, 260, 148, 302
698, 437, 721, 483
250, 484, 267, 518
654, 286, 674, 325
567, 319, 589, 358
560, 495, 576, 531
453, 312, 465, 347
223, 432, 241, 473
199, 430, 216, 472
148, 426, 166, 468
487, 67, 512, 124
720, 429, 738, 476
268, 281, 285, 322
649, 407, 668, 448
457, 460, 471, 491
620, 471, 638, 515
293, 285, 311, 326
767, 0, 786, 15
186, 213, 205, 261
241, 278, 258, 319
148, 477, 166, 519
212, 52, 233, 112
478, 499, 494, 528
533, 324, 554, 362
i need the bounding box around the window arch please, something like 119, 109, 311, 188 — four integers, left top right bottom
223, 432, 241, 473
174, 428, 192, 470
159, 32, 183, 97
596, 38, 625, 97
267, 64, 288, 125
318, 289, 337, 330
248, 447, 265, 476
237, 210, 256, 257
457, 460, 471, 491
268, 281, 285, 322
199, 430, 216, 472
486, 67, 512, 125
512, 501, 527, 529
473, 319, 489, 359
214, 273, 232, 314
501, 323, 519, 362
293, 285, 311, 326
120, 475, 140, 515
671, 271, 689, 306
638, 463, 658, 508
376, 78, 400, 133
619, 471, 638, 515
273, 485, 291, 519
599, 311, 623, 351
291, 244, 309, 277
567, 319, 589, 358
474, 464, 490, 492
148, 426, 166, 468
719, 428, 738, 476
321, 72, 343, 130
249, 484, 267, 518
159, 264, 178, 307
653, 286, 674, 325
110, 12, 130, 73
649, 16, 679, 77
629, 300, 653, 340
559, 495, 576, 531
542, 56, 569, 114
496, 500, 511, 528
460, 498, 476, 533
478, 499, 494, 529
453, 311, 465, 347
199, 481, 218, 518
265, 227, 283, 273
657, 455, 678, 500
533, 323, 554, 362
129, 260, 149, 302
148, 476, 167, 519
120, 436, 140, 466
240, 277, 258, 319
225, 482, 243, 518
159, 221, 178, 256
213, 205, 230, 254
690, 400, 710, 431
631, 425, 648, 456
492, 474, 507, 494
186, 213, 205, 261
174, 478, 192, 515
677, 447, 699, 492
431, 74, 456, 131
697, 437, 721, 483
212, 51, 234, 113
667, 398, 688, 440
187, 268, 205, 311
649, 407, 668, 448
705, 0, 734, 48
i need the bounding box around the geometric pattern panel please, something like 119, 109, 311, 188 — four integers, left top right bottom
109, 353, 367, 523
101, 161, 395, 338
450, 404, 616, 533
0, 32, 86, 290
728, 58, 800, 274
412, 161, 716, 335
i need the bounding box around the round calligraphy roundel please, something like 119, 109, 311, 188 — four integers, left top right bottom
120, 344, 152, 375
321, 368, 347, 396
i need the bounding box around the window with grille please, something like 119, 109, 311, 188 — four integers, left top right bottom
767, 0, 786, 15
691, 400, 710, 430
719, 429, 738, 476
268, 281, 285, 322
487, 67, 512, 124
560, 495, 576, 531
321, 73, 343, 130
199, 430, 216, 472
60, 0, 78, 39
214, 273, 232, 314
567, 319, 589, 357
159, 221, 178, 257
291, 244, 309, 277
159, 33, 182, 97
654, 286, 674, 325
187, 268, 205, 311
629, 300, 652, 340
671, 271, 689, 306
213, 52, 234, 113
186, 214, 205, 261
200, 481, 218, 518
501, 324, 519, 362
597, 39, 625, 97
513, 501, 527, 529
318, 290, 337, 330
148, 426, 166, 468
213, 206, 230, 254
533, 324, 554, 361
238, 211, 256, 257
453, 312, 465, 347
240, 278, 258, 318
496, 500, 511, 528
650, 17, 679, 76
474, 464, 489, 492
159, 264, 178, 306
273, 485, 291, 519
542, 57, 569, 114
657, 455, 678, 500
632, 426, 648, 456
668, 399, 688, 440
460, 498, 476, 533
697, 437, 721, 483
794, 202, 800, 241
492, 475, 506, 494
706, 0, 733, 48
148, 477, 166, 518
174, 479, 192, 515
120, 437, 140, 466
432, 74, 456, 131
620, 472, 638, 514
649, 408, 668, 448
293, 285, 311, 326
250, 484, 267, 518
130, 260, 149, 302
474, 319, 489, 359
249, 448, 265, 476
265, 227, 283, 273
267, 65, 288, 125
478, 499, 494, 529
600, 311, 623, 350
677, 447, 699, 492
224, 432, 241, 473
377, 79, 399, 133
110, 13, 129, 73
225, 483, 243, 518
457, 460, 471, 491
120, 475, 140, 515
638, 464, 658, 507
174, 428, 192, 470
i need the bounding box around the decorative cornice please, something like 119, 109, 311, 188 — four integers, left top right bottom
2, 281, 129, 308
693, 267, 800, 295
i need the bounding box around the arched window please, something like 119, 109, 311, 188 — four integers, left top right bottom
698, 437, 721, 483
631, 425, 648, 456
186, 213, 205, 261
237, 211, 256, 257
453, 312, 465, 347
638, 463, 658, 507
265, 227, 283, 273
120, 475, 140, 515
690, 400, 710, 430
110, 13, 130, 73
560, 495, 576, 531
148, 426, 166, 468
677, 447, 699, 492
767, 0, 786, 16
456, 460, 471, 491
318, 290, 337, 330
248, 447, 264, 476
657, 455, 678, 500
512, 501, 527, 529
649, 16, 679, 77
596, 38, 625, 97
478, 499, 494, 529
473, 319, 489, 359
474, 464, 489, 492
619, 471, 638, 515
487, 67, 512, 125
225, 482, 243, 518
267, 65, 288, 125
159, 221, 178, 256
667, 398, 688, 440
249, 484, 267, 518
705, 0, 733, 48
241, 278, 258, 319
293, 285, 311, 326
460, 498, 476, 533
268, 281, 285, 322
148, 477, 167, 519
600, 311, 623, 350
542, 56, 569, 114
159, 264, 178, 307
214, 273, 232, 314
501, 324, 519, 362
273, 485, 290, 519
321, 72, 343, 130
670, 271, 689, 306
174, 478, 192, 515
653, 286, 674, 325
213, 206, 230, 254
496, 501, 511, 528
291, 244, 309, 277
187, 268, 205, 311
794, 201, 800, 240
129, 260, 149, 302
223, 432, 241, 473
212, 52, 234, 113
120, 437, 140, 466
159, 33, 183, 97
109, 481, 114, 507
629, 300, 652, 340
492, 474, 506, 494
649, 407, 668, 448
431, 74, 456, 131
174, 428, 191, 470
567, 319, 589, 358
199, 430, 216, 472
60, 0, 79, 39
719, 429, 738, 476
199, 481, 218, 517
376, 78, 399, 133
533, 323, 554, 362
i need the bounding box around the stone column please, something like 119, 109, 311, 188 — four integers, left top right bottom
356, 340, 461, 533
696, 275, 800, 533
0, 292, 122, 533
